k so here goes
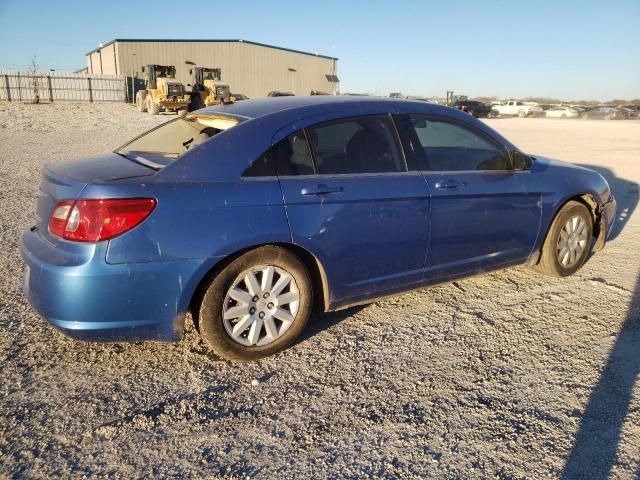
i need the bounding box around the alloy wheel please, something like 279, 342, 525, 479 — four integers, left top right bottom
222, 265, 300, 347
556, 215, 589, 268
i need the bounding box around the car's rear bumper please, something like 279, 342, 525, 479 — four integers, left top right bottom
20, 227, 214, 342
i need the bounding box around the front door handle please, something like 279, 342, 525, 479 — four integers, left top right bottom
301, 185, 344, 196
434, 180, 467, 191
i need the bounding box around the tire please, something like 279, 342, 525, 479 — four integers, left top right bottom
561, 114, 566, 118
518, 110, 527, 118
534, 201, 593, 277
604, 114, 612, 121
198, 246, 313, 361
146, 96, 161, 115
136, 91, 147, 112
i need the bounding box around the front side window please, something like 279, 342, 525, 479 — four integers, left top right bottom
409, 116, 510, 171
308, 116, 404, 175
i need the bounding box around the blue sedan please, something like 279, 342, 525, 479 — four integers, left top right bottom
20, 97, 616, 360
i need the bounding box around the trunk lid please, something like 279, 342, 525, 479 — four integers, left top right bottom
36, 153, 156, 244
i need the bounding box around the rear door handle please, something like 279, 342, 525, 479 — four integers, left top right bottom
301, 185, 344, 196
434, 180, 467, 191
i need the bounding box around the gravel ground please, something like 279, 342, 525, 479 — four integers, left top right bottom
1, 103, 639, 479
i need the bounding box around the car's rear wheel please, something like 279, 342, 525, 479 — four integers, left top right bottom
534, 201, 593, 277
198, 246, 313, 361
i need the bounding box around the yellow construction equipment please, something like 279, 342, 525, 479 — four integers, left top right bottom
136, 65, 190, 115
189, 67, 232, 111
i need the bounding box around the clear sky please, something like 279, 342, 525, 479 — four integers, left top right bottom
0, 0, 638, 101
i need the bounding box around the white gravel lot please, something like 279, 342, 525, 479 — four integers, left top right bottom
0, 103, 639, 479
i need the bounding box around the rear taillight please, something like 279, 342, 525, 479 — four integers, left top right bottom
48, 198, 156, 242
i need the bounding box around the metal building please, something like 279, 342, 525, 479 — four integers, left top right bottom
85, 39, 339, 98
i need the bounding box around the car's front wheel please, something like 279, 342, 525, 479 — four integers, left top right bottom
534, 201, 593, 277
146, 96, 161, 115
198, 246, 313, 361
135, 91, 147, 112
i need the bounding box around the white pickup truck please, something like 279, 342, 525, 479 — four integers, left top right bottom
492, 100, 543, 117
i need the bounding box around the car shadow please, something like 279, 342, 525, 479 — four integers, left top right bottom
561, 272, 640, 479
295, 305, 367, 345
577, 164, 639, 241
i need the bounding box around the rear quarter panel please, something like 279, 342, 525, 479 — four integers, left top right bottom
91, 179, 291, 264
81, 177, 290, 316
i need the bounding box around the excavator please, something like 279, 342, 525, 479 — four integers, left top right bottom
135, 65, 190, 115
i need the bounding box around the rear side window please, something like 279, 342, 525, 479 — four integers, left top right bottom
308, 116, 404, 175
274, 131, 314, 175
242, 150, 276, 177
243, 131, 314, 177
409, 116, 510, 171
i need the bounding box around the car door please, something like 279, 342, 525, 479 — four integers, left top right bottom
275, 115, 430, 307
400, 114, 541, 281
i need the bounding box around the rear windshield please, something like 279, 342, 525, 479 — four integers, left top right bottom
115, 113, 244, 169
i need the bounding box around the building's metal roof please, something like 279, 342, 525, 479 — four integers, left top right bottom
86, 39, 338, 60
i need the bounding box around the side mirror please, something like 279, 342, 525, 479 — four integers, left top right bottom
512, 151, 532, 170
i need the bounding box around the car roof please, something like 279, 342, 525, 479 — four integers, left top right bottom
199, 95, 447, 120
161, 96, 521, 182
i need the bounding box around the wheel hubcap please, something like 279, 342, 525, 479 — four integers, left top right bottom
222, 265, 299, 347
557, 215, 588, 268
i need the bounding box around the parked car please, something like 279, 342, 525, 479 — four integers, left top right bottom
581, 107, 626, 120
493, 100, 543, 117
20, 97, 616, 361
452, 100, 492, 118
545, 106, 580, 118
267, 91, 295, 97
618, 106, 638, 118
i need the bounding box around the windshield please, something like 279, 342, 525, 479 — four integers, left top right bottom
116, 113, 244, 169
